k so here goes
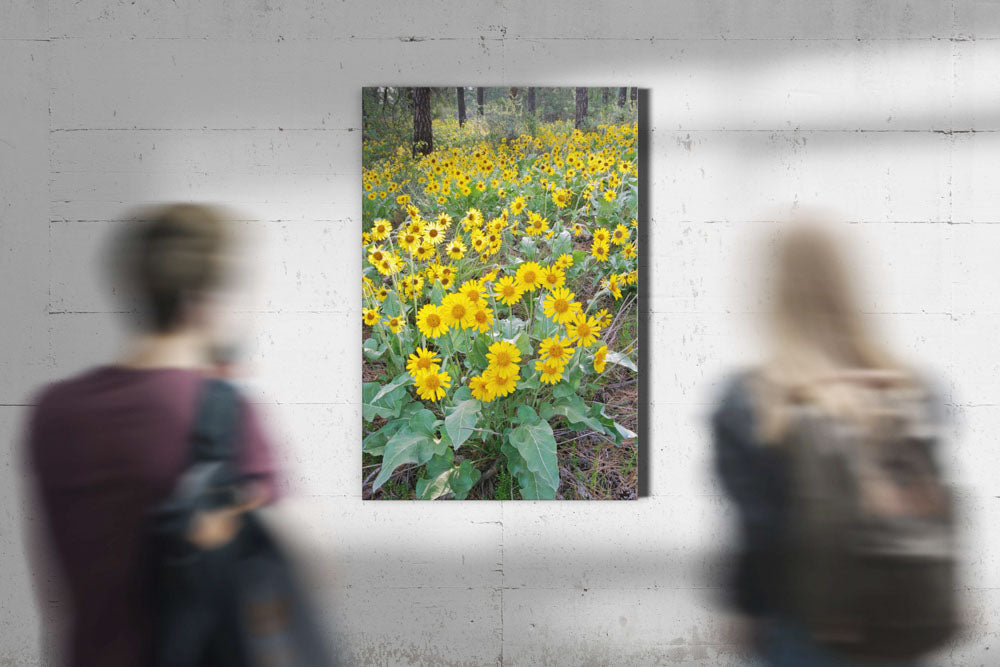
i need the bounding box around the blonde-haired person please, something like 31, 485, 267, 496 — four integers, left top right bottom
24, 204, 281, 666
711, 217, 951, 666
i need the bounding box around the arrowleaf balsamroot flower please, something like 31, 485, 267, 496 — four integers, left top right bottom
416, 303, 448, 338
414, 368, 450, 401
593, 345, 609, 373
493, 276, 524, 306
406, 347, 440, 376
486, 340, 521, 371
542, 287, 580, 325
539, 336, 574, 366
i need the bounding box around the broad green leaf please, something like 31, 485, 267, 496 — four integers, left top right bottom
445, 396, 481, 450
502, 440, 540, 500
362, 416, 408, 457
467, 336, 490, 370
383, 290, 402, 317
363, 337, 388, 361
372, 411, 446, 491
371, 373, 412, 405
519, 235, 536, 256
606, 351, 638, 372
506, 410, 559, 499
415, 451, 482, 500
450, 460, 482, 500
540, 393, 607, 433
430, 280, 445, 306
551, 229, 572, 257
496, 316, 526, 339
362, 380, 408, 422
512, 330, 533, 356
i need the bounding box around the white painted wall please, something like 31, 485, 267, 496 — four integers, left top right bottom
3, 1, 1000, 664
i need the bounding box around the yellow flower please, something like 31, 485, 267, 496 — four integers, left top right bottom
611, 223, 629, 246
486, 340, 521, 371
552, 187, 571, 208
406, 347, 440, 376
622, 242, 637, 259
371, 218, 392, 241
515, 261, 543, 292
594, 308, 612, 327
423, 222, 445, 245
387, 315, 404, 333
540, 264, 566, 291
414, 368, 450, 401
593, 345, 608, 373
362, 307, 380, 326
470, 303, 494, 333
605, 273, 623, 299
417, 303, 448, 338
458, 279, 486, 305
603, 189, 616, 202
573, 223, 584, 236
535, 357, 564, 385
483, 366, 519, 398
591, 241, 609, 262
494, 276, 524, 306
510, 195, 526, 215
469, 374, 492, 402
554, 253, 574, 270
441, 293, 475, 329
593, 227, 611, 245
566, 312, 602, 347
539, 335, 574, 366
542, 287, 580, 325
446, 238, 466, 260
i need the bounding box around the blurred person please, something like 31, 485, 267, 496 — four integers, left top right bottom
22, 204, 329, 666
711, 217, 958, 666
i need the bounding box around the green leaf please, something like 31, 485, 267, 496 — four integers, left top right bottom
551, 229, 572, 257
445, 396, 481, 451
606, 351, 638, 372
362, 416, 408, 457
362, 378, 409, 422
430, 280, 445, 306
467, 335, 490, 370
372, 410, 446, 492
415, 451, 482, 500
363, 337, 388, 361
505, 410, 559, 499
512, 330, 533, 356
496, 316, 526, 339
383, 290, 403, 317
540, 392, 607, 433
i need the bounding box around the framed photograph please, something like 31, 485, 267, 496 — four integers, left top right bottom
362, 87, 639, 500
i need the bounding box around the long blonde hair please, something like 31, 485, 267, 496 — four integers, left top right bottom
754, 217, 914, 443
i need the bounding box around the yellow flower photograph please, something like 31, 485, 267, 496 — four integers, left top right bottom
362, 87, 639, 500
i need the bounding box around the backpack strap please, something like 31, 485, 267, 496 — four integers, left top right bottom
189, 378, 244, 466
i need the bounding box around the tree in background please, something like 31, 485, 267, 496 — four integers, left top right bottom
630, 87, 638, 107
457, 87, 466, 127
412, 87, 433, 156
618, 87, 627, 108
477, 87, 485, 115
575, 87, 588, 129
527, 87, 536, 114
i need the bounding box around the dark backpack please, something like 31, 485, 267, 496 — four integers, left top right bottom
781, 378, 959, 662
149, 379, 336, 666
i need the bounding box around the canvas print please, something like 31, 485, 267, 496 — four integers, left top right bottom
362, 87, 639, 500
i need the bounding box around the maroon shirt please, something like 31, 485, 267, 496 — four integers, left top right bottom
25, 366, 280, 667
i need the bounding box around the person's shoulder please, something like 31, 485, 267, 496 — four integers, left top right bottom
28, 366, 106, 415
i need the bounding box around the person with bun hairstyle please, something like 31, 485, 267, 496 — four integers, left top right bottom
23, 204, 281, 666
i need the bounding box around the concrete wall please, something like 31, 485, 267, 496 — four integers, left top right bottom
3, 1, 1000, 664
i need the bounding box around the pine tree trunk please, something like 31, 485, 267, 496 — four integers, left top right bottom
618, 87, 627, 108
476, 87, 485, 115
412, 87, 433, 157
630, 87, 638, 107
575, 87, 588, 129
527, 87, 536, 114
602, 88, 610, 106
456, 87, 466, 127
